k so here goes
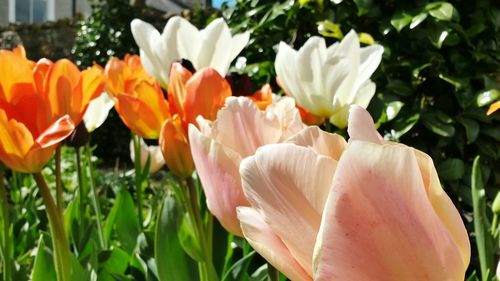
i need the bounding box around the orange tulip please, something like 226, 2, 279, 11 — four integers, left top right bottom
159, 115, 194, 178
0, 48, 75, 173
34, 59, 105, 125
248, 84, 273, 110
104, 55, 170, 139
168, 63, 231, 130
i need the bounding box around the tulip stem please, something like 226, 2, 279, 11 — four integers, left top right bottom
75, 147, 86, 220
33, 172, 72, 281
55, 147, 64, 213
0, 169, 12, 281
133, 134, 144, 228
85, 143, 106, 249
184, 177, 218, 281
267, 262, 280, 281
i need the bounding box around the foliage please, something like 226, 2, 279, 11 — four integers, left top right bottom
218, 0, 500, 277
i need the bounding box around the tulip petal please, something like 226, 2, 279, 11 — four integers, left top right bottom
347, 104, 383, 144
83, 92, 115, 132
130, 138, 165, 174
206, 97, 281, 157
230, 32, 250, 63
167, 62, 193, 117
36, 115, 75, 148
0, 50, 34, 102
183, 68, 231, 125
357, 45, 384, 89
196, 19, 233, 76
286, 126, 346, 161
160, 116, 194, 178
189, 123, 248, 235
240, 143, 337, 276
237, 207, 312, 281
314, 141, 467, 281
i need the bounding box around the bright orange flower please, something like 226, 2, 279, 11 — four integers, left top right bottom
159, 115, 194, 178
104, 55, 169, 139
34, 59, 105, 125
296, 103, 325, 126
168, 63, 232, 130
248, 84, 273, 110
0, 48, 75, 173
487, 101, 500, 115
115, 80, 171, 139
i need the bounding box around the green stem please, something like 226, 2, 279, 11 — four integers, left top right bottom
33, 172, 72, 281
184, 177, 217, 281
222, 234, 234, 275
55, 147, 63, 213
133, 134, 144, 228
0, 169, 11, 281
85, 143, 106, 249
75, 147, 85, 219
267, 262, 280, 281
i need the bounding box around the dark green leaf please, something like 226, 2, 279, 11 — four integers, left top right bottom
437, 158, 465, 180
156, 195, 198, 281
390, 11, 413, 32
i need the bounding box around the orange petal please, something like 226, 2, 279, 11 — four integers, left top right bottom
0, 50, 35, 102
105, 57, 130, 96
78, 65, 105, 121
35, 115, 75, 148
248, 84, 273, 110
314, 141, 468, 281
167, 62, 193, 117
159, 115, 194, 178
183, 67, 231, 125
487, 101, 500, 115
115, 81, 169, 139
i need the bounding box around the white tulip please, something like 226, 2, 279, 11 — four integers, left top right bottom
275, 30, 383, 128
83, 92, 115, 132
130, 138, 165, 174
131, 16, 250, 87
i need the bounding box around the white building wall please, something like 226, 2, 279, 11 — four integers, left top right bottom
0, 0, 9, 25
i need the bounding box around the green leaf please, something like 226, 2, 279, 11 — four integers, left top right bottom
410, 13, 428, 29
353, 0, 372, 16
222, 251, 256, 281
386, 101, 404, 121
156, 195, 198, 281
385, 79, 413, 97
428, 28, 449, 49
476, 89, 500, 107
457, 117, 480, 143
104, 190, 140, 254
390, 11, 413, 32
437, 158, 465, 181
358, 33, 375, 45
317, 21, 343, 39
178, 213, 203, 262
421, 111, 455, 137
389, 112, 420, 140
32, 236, 56, 281
101, 248, 130, 275
471, 157, 494, 281
426, 2, 456, 21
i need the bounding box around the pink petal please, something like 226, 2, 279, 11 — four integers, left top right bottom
314, 141, 467, 281
188, 124, 248, 236
347, 105, 383, 144
240, 143, 337, 275
286, 126, 347, 161
237, 207, 312, 281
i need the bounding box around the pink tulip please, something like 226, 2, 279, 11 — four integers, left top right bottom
188, 96, 304, 235
238, 105, 470, 281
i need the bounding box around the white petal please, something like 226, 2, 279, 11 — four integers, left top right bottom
83, 92, 115, 132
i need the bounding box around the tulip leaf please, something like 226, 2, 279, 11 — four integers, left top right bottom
156, 195, 198, 281
317, 21, 343, 39
437, 158, 465, 181
476, 89, 499, 107
178, 213, 204, 262
471, 156, 495, 281
391, 11, 413, 32
104, 190, 140, 254
32, 236, 56, 281
222, 251, 256, 281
